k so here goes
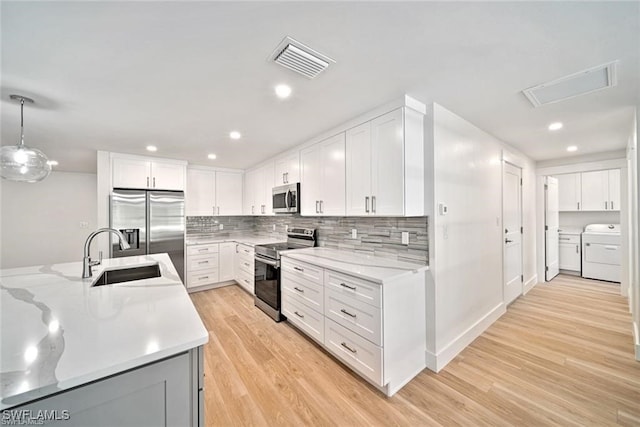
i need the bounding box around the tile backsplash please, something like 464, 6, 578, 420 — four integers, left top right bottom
187, 215, 428, 265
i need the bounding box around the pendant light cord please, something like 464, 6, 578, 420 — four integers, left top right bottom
19, 98, 25, 147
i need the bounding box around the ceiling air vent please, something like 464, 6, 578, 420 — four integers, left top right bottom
271, 36, 335, 79
522, 61, 618, 107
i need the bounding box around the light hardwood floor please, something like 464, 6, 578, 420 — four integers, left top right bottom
191, 274, 640, 426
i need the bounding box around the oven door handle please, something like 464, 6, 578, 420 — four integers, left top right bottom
255, 254, 280, 267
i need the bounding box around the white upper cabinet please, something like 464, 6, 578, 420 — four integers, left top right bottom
345, 107, 424, 216
580, 169, 620, 211
300, 133, 346, 216
557, 173, 581, 211
243, 162, 274, 215
216, 171, 243, 215
274, 153, 300, 186
112, 157, 185, 191
186, 168, 243, 216
186, 169, 216, 216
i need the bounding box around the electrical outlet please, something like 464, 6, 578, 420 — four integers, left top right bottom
401, 231, 409, 245
219, 224, 224, 230
351, 229, 357, 239
79, 221, 89, 229
285, 224, 289, 232
272, 224, 276, 231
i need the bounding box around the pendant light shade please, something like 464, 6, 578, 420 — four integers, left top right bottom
0, 95, 51, 183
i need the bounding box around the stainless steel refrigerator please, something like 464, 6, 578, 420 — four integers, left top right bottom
110, 189, 185, 282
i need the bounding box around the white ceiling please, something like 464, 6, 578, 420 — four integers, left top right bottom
1, 1, 638, 173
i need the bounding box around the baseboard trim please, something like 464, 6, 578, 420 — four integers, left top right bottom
523, 274, 538, 295
425, 302, 506, 372
634, 320, 640, 361
187, 280, 236, 293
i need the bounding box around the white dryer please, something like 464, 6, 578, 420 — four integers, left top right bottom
581, 224, 621, 282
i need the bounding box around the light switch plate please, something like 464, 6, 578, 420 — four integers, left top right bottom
438, 203, 448, 215
401, 231, 409, 245
351, 229, 357, 239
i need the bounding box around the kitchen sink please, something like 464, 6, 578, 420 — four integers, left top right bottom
92, 263, 161, 287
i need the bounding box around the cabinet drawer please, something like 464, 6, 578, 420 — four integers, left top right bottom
236, 273, 254, 294
236, 244, 254, 258
237, 258, 254, 275
282, 293, 324, 344
559, 234, 580, 245
282, 273, 324, 313
187, 269, 219, 288
281, 258, 323, 286
325, 270, 381, 308
325, 287, 382, 346
325, 318, 382, 386
188, 254, 218, 272
188, 244, 219, 256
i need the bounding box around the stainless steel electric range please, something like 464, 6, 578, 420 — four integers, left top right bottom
253, 228, 317, 322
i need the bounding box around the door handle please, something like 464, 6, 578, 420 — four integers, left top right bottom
252, 205, 255, 215
576, 245, 579, 253
315, 200, 319, 214
505, 228, 509, 234
505, 238, 513, 244
319, 200, 323, 213
611, 201, 614, 210
146, 177, 150, 187
282, 173, 286, 184
577, 202, 580, 210
217, 207, 220, 215
372, 196, 376, 213
285, 172, 289, 183
365, 196, 370, 213
152, 177, 156, 188
605, 201, 608, 210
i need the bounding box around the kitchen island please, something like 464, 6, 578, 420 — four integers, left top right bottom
0, 253, 208, 426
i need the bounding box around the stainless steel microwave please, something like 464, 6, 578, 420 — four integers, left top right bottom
272, 183, 299, 214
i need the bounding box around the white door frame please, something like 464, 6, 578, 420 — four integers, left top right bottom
545, 176, 560, 281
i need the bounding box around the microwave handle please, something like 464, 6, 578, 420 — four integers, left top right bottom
285, 189, 291, 210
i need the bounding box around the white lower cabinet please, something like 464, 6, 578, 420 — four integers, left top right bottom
559, 233, 581, 272
186, 244, 219, 289
280, 256, 426, 397
219, 242, 235, 282
234, 243, 255, 294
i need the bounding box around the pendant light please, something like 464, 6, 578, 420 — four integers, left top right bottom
0, 95, 51, 183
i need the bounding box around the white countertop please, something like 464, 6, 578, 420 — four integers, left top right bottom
186, 233, 284, 247
0, 253, 208, 410
559, 227, 583, 235
281, 247, 428, 284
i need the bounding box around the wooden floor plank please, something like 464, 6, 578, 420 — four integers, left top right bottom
191, 274, 640, 426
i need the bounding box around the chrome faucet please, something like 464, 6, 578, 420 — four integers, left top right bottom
82, 228, 131, 278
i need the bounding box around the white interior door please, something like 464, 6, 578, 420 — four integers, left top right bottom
503, 163, 523, 304
545, 176, 560, 281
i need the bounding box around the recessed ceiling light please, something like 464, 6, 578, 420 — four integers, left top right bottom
146, 145, 158, 152
46, 160, 58, 166
208, 153, 217, 160
548, 122, 563, 131
567, 146, 578, 152
275, 84, 292, 99
229, 131, 241, 140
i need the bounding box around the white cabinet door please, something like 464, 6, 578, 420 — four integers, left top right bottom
216, 172, 243, 215
112, 158, 151, 189
371, 109, 404, 216
219, 242, 235, 282
580, 170, 608, 211
559, 241, 581, 271
300, 144, 322, 216
274, 153, 300, 185
151, 162, 185, 191
320, 133, 346, 216
243, 169, 257, 215
608, 169, 620, 211
345, 122, 372, 215
557, 173, 582, 211
260, 162, 275, 215
186, 169, 216, 216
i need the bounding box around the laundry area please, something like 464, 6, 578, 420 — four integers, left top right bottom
542, 166, 624, 286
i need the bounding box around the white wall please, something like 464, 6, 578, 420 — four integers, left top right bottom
0, 171, 97, 269
559, 211, 620, 230
629, 109, 640, 360
425, 103, 537, 371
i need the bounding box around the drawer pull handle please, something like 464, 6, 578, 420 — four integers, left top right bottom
198, 276, 209, 280
294, 311, 304, 318
340, 282, 356, 291
559, 238, 570, 241
340, 308, 357, 318
294, 266, 304, 272
198, 261, 209, 264
340, 342, 357, 354
244, 279, 249, 284
294, 287, 304, 293
198, 248, 208, 252
244, 263, 250, 267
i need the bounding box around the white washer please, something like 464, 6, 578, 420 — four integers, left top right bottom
581, 224, 621, 282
